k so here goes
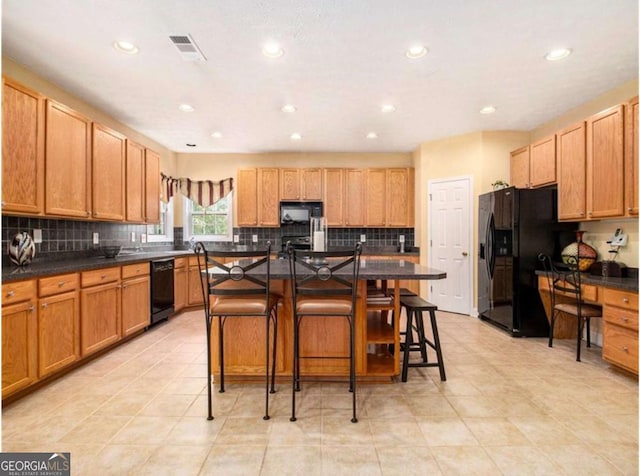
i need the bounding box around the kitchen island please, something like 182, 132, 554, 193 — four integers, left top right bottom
201, 257, 446, 381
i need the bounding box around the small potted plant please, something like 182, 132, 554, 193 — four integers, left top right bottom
491, 180, 509, 191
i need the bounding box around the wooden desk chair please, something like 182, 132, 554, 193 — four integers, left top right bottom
538, 253, 603, 361
194, 242, 279, 421
287, 243, 362, 423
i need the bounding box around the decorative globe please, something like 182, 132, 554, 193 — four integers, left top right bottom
561, 241, 596, 271
8, 232, 36, 266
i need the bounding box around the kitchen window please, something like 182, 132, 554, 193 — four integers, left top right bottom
147, 199, 174, 242
184, 193, 233, 242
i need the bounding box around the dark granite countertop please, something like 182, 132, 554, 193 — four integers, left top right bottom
1, 246, 420, 283
535, 270, 639, 293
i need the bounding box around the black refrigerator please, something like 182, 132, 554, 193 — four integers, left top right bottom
477, 186, 575, 337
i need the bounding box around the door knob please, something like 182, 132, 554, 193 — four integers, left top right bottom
462, 252, 468, 257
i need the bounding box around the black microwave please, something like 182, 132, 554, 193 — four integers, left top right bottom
280, 202, 323, 225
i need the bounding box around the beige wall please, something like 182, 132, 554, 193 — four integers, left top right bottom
2, 57, 176, 175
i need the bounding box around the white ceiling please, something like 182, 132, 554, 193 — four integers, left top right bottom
2, 0, 638, 154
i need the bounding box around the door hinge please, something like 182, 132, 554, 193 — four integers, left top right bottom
429, 193, 432, 201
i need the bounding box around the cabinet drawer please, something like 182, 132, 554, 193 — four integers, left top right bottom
2, 280, 36, 305
188, 256, 200, 267
81, 267, 120, 287
603, 288, 638, 311
603, 324, 639, 374
122, 262, 150, 279
39, 273, 79, 297
604, 305, 638, 331
174, 257, 187, 269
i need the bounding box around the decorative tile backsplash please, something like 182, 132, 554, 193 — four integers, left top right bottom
2, 215, 414, 261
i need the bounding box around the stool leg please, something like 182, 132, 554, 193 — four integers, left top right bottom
576, 317, 583, 362
264, 312, 271, 421
349, 316, 357, 423
429, 310, 446, 381
270, 309, 278, 394
290, 314, 298, 422
205, 313, 214, 420
586, 318, 591, 348
219, 317, 225, 393
402, 310, 413, 382
415, 310, 429, 363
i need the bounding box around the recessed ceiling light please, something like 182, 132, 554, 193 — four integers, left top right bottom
281, 104, 297, 113
405, 45, 428, 59
178, 104, 194, 112
211, 131, 223, 139
113, 40, 139, 54
545, 48, 572, 61
381, 104, 396, 113
366, 132, 378, 139
480, 105, 496, 114
262, 42, 284, 58
290, 133, 302, 140
186, 143, 196, 147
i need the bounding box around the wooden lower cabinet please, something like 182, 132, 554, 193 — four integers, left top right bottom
188, 257, 206, 307
174, 257, 187, 313
2, 299, 38, 397
602, 288, 638, 374
80, 276, 121, 357
121, 275, 150, 336
38, 290, 80, 377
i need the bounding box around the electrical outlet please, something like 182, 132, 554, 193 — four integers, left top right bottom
233, 234, 240, 243
131, 232, 136, 242
360, 234, 366, 243
93, 232, 99, 245
252, 234, 258, 243
141, 233, 147, 243
33, 229, 42, 244
398, 235, 405, 243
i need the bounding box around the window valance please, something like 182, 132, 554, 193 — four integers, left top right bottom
161, 173, 234, 207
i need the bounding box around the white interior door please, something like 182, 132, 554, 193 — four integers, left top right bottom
428, 176, 473, 315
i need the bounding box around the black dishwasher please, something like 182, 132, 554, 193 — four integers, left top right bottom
150, 258, 175, 325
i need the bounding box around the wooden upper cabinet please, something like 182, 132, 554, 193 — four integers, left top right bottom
587, 104, 625, 219
257, 168, 279, 226
144, 149, 160, 224
324, 168, 345, 226
386, 168, 414, 227
301, 168, 323, 200
365, 169, 386, 226
45, 100, 92, 218
125, 140, 145, 222
344, 169, 365, 227
280, 168, 300, 200
510, 146, 530, 188
529, 135, 556, 187
92, 123, 125, 221
557, 122, 587, 221
237, 168, 258, 226
625, 96, 639, 216
2, 77, 45, 215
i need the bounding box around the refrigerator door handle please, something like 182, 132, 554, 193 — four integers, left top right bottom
488, 213, 496, 278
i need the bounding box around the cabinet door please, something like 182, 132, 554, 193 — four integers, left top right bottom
344, 169, 365, 227
80, 282, 121, 356
145, 149, 161, 224
510, 146, 530, 189
188, 263, 206, 307
587, 104, 625, 219
125, 140, 145, 222
2, 300, 37, 397
258, 168, 279, 226
38, 291, 80, 377
301, 168, 323, 200
365, 169, 386, 226
121, 276, 150, 336
386, 168, 412, 227
2, 78, 45, 215
557, 122, 587, 221
324, 168, 345, 226
279, 168, 300, 200
45, 100, 91, 218
625, 96, 639, 216
174, 266, 187, 312
237, 168, 258, 226
530, 135, 556, 187
92, 123, 125, 220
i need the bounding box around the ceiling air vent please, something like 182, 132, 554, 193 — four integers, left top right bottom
169, 34, 207, 62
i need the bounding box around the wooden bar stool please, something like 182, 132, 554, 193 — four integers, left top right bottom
399, 295, 446, 382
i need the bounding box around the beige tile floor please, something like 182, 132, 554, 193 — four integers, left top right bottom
2, 310, 638, 475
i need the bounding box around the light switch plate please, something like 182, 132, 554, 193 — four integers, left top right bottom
233, 234, 240, 243
360, 234, 366, 243
141, 233, 147, 243
252, 234, 258, 243
33, 229, 42, 243
131, 232, 136, 242
93, 232, 99, 245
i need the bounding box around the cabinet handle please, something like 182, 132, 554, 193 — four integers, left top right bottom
86, 211, 91, 217
587, 211, 592, 217
622, 346, 629, 352
58, 281, 66, 288
628, 207, 633, 212
623, 298, 629, 303
101, 274, 107, 279
42, 303, 48, 309
121, 284, 127, 289
29, 304, 35, 312
7, 290, 14, 297
1, 201, 5, 207
579, 212, 585, 217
